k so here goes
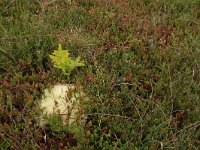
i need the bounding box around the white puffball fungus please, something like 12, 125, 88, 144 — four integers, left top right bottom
40, 84, 85, 126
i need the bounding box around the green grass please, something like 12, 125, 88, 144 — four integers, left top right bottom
0, 0, 200, 149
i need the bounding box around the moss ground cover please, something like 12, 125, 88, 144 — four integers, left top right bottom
0, 0, 200, 149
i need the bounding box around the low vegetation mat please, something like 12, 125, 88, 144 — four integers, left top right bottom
0, 0, 200, 149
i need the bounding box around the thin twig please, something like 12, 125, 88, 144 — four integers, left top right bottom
125, 93, 143, 128
0, 47, 17, 64
121, 124, 133, 150
1, 128, 22, 149
81, 113, 132, 120
168, 65, 174, 127
164, 121, 200, 145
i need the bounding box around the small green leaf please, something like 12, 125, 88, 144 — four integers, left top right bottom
49, 43, 85, 76
58, 43, 62, 51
